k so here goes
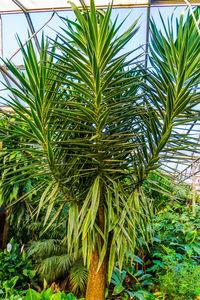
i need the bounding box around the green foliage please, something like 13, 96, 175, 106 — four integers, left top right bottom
68, 261, 88, 296
0, 0, 152, 281
155, 248, 200, 300
28, 239, 88, 296
151, 205, 200, 261
143, 172, 173, 212
160, 262, 200, 300
147, 204, 200, 299
110, 264, 153, 299
0, 238, 36, 296
29, 240, 73, 281
143, 172, 191, 213
0, 117, 54, 243
24, 289, 84, 300
0, 276, 26, 300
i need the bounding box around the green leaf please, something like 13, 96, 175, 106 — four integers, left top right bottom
113, 284, 126, 295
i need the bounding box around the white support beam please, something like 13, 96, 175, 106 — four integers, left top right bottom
0, 0, 149, 14
151, 0, 200, 6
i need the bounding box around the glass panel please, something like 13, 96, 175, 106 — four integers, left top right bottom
150, 5, 187, 31
2, 14, 29, 64
29, 11, 76, 41
0, 0, 19, 13
111, 7, 147, 60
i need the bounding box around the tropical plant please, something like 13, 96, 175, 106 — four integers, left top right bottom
0, 238, 36, 298
153, 248, 200, 300
28, 239, 88, 296
24, 289, 84, 300
142, 172, 173, 212
1, 2, 200, 300
0, 117, 53, 245
110, 265, 153, 299
147, 206, 200, 299
150, 204, 200, 263
0, 275, 26, 300
146, 7, 200, 177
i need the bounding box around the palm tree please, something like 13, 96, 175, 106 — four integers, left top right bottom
1, 2, 200, 299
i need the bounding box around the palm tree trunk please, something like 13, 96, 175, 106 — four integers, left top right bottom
0, 208, 10, 249
2, 210, 9, 248
85, 206, 109, 300
85, 245, 108, 300
0, 218, 5, 248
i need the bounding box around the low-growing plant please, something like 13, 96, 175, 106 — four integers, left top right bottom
24, 288, 84, 300
0, 276, 26, 300
110, 264, 153, 299
28, 239, 88, 296
159, 259, 200, 299
151, 204, 200, 262
0, 238, 36, 296
147, 246, 200, 300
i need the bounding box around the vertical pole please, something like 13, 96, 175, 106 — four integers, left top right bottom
192, 161, 196, 215
0, 15, 3, 59
145, 0, 151, 70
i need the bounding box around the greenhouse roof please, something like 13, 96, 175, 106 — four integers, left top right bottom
1, 0, 200, 15
1, 0, 147, 14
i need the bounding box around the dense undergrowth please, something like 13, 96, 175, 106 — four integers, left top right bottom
1, 191, 200, 300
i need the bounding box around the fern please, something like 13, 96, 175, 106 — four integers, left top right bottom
28, 239, 88, 295
69, 260, 88, 295
28, 239, 66, 258
39, 254, 73, 282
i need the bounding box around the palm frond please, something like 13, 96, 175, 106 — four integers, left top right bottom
69, 260, 88, 295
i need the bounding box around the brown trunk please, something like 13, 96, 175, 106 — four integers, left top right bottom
2, 210, 9, 248
0, 208, 10, 249
0, 207, 6, 249
85, 205, 111, 300
85, 245, 108, 300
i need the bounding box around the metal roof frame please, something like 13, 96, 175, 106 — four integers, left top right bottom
1, 0, 200, 69
12, 0, 40, 52
0, 0, 149, 15
0, 0, 200, 15
152, 0, 200, 6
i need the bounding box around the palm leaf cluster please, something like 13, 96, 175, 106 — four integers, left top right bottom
0, 0, 200, 281
145, 8, 200, 174
29, 239, 87, 295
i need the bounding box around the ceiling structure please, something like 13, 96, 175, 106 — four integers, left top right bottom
1, 0, 200, 15
0, 0, 148, 14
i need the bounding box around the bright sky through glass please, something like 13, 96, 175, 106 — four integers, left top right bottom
1, 7, 148, 63
0, 6, 148, 102
0, 4, 192, 106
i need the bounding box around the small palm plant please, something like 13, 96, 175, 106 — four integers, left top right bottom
29, 239, 87, 296
1, 2, 200, 299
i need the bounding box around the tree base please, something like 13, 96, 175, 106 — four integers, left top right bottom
85, 247, 107, 300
